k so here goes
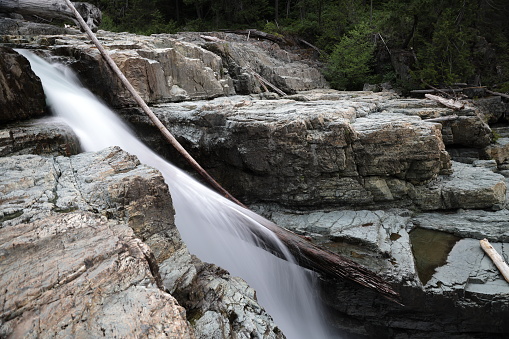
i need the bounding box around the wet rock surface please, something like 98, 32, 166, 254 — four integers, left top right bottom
0, 117, 80, 157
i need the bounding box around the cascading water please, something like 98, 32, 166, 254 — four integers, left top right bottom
19, 50, 337, 339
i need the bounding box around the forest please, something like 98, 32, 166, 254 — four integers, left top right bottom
88, 0, 509, 92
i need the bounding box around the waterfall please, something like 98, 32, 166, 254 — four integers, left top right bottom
18, 50, 336, 339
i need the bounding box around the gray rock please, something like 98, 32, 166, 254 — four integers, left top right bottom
123, 94, 452, 208
0, 118, 80, 157
0, 146, 284, 339
0, 213, 193, 338
255, 205, 509, 337
411, 161, 506, 210
485, 137, 509, 165
412, 209, 509, 241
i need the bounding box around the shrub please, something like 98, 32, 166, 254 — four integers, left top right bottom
324, 21, 375, 90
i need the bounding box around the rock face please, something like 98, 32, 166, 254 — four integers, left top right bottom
3, 20, 509, 338
2, 24, 327, 107
254, 206, 509, 338
121, 91, 496, 209
0, 148, 193, 338
188, 32, 329, 94
0, 46, 46, 123
0, 143, 284, 338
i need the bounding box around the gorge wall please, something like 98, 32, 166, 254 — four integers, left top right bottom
1, 15, 509, 338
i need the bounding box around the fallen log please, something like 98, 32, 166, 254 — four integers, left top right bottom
425, 93, 465, 110
0, 0, 101, 32
241, 208, 402, 304
65, 0, 400, 304
224, 29, 285, 44
423, 114, 458, 122
480, 238, 509, 283
251, 70, 287, 97
411, 88, 464, 94
486, 89, 509, 100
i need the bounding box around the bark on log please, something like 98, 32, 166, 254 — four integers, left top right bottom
0, 0, 101, 32
65, 0, 401, 304
480, 238, 509, 283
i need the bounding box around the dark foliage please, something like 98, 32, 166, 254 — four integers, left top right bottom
89, 0, 509, 91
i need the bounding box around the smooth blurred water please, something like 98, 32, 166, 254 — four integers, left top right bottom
19, 50, 335, 339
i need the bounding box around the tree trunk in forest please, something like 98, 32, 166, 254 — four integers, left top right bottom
402, 14, 418, 49
0, 0, 102, 32
275, 0, 279, 21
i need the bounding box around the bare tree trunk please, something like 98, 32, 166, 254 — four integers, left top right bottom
0, 0, 102, 32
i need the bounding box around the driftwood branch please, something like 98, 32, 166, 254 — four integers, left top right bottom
63, 0, 245, 208
425, 94, 465, 110
250, 69, 287, 96
0, 0, 101, 32
299, 38, 323, 55
65, 0, 400, 304
480, 238, 509, 283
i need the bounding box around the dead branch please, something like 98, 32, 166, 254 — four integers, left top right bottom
486, 89, 509, 100
299, 38, 323, 55
425, 94, 465, 110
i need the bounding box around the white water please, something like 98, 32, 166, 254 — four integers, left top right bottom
19, 50, 335, 339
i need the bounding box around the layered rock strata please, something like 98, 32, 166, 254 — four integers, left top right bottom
0, 145, 284, 338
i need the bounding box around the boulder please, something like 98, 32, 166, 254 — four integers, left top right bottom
485, 137, 509, 165
0, 117, 80, 156
0, 146, 284, 338
0, 46, 46, 123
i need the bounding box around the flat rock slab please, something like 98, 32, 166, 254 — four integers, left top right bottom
412, 161, 507, 210
127, 93, 454, 208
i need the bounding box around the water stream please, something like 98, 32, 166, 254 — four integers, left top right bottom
19, 50, 336, 339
